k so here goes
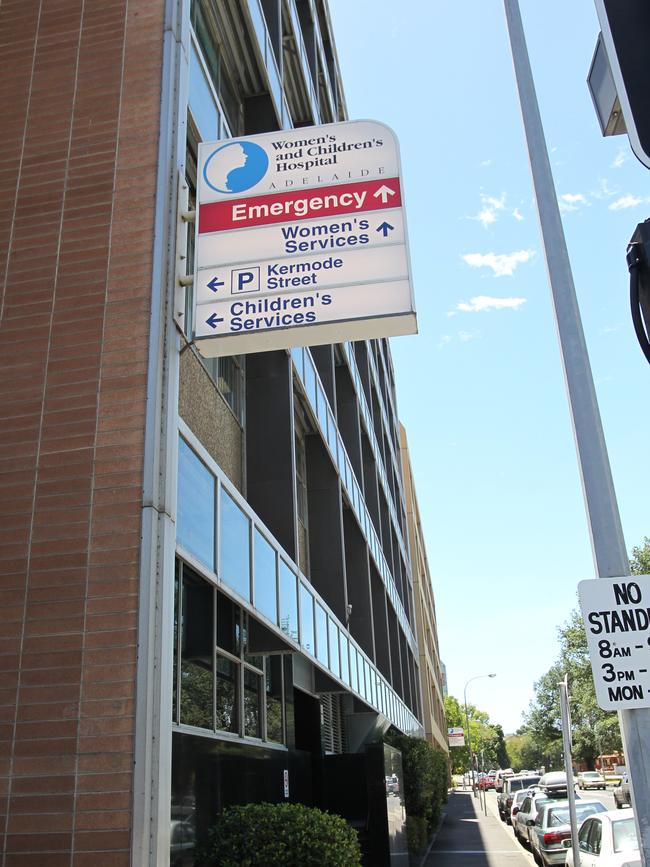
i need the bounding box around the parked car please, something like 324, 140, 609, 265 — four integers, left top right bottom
564, 808, 640, 867
537, 771, 572, 797
479, 774, 495, 790
494, 768, 515, 793
529, 799, 607, 866
509, 789, 531, 826
614, 780, 632, 809
513, 790, 552, 847
577, 771, 606, 790
498, 773, 542, 822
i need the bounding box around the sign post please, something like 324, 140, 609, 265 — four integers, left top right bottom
504, 2, 650, 861
559, 677, 581, 867
193, 121, 416, 356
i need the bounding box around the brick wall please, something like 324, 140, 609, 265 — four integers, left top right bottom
0, 0, 165, 863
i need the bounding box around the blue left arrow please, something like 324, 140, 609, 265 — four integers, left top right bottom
206, 313, 224, 329
376, 221, 394, 237
207, 276, 225, 293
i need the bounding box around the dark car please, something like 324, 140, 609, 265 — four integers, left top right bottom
497, 774, 542, 822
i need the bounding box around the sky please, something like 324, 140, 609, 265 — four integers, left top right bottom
328, 0, 650, 734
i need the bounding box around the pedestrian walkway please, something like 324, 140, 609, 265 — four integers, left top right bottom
423, 790, 533, 866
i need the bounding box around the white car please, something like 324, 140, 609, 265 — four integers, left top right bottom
577, 770, 606, 790
564, 809, 640, 867
509, 789, 531, 826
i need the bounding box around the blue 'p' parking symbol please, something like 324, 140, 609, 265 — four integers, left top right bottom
232, 267, 260, 294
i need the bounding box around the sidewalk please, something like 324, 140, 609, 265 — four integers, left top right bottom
423, 789, 533, 866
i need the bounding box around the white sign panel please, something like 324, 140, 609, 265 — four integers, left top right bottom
448, 726, 465, 747
193, 120, 416, 356
578, 574, 650, 710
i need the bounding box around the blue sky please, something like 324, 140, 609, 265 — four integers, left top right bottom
328, 0, 650, 733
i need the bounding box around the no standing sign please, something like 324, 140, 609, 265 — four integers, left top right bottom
578, 574, 650, 710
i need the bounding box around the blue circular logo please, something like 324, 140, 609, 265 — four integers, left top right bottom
203, 141, 269, 194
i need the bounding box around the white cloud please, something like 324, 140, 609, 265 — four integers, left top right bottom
455, 295, 527, 313
462, 249, 535, 277
470, 192, 507, 228
612, 149, 629, 169
480, 159, 492, 167
609, 194, 646, 210
559, 193, 588, 212
438, 331, 480, 348
512, 208, 524, 222
591, 178, 618, 200
483, 194, 506, 210
476, 207, 497, 228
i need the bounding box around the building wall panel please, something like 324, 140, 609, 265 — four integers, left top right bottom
0, 0, 165, 861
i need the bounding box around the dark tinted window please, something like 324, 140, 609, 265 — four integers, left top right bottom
510, 776, 540, 791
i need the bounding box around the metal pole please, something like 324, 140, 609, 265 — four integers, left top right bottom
463, 692, 477, 798
559, 677, 581, 867
503, 2, 650, 862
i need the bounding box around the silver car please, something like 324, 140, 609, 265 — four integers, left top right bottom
513, 790, 550, 847
529, 799, 607, 866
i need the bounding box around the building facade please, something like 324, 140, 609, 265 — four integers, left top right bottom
400, 426, 448, 754
0, 1, 444, 865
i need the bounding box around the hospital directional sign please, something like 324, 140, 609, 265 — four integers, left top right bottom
193, 120, 416, 356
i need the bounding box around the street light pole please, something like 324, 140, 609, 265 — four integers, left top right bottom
503, 3, 650, 862
464, 674, 497, 799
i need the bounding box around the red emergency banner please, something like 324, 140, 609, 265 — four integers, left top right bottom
199, 177, 402, 233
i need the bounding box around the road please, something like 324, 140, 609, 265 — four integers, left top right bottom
480, 786, 618, 858
427, 784, 621, 866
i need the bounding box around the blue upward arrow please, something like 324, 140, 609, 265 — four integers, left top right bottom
376, 222, 394, 237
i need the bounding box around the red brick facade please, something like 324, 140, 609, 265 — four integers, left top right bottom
0, 0, 164, 862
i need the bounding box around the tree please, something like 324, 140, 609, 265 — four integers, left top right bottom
506, 729, 547, 771
524, 609, 621, 768
444, 696, 506, 773
630, 537, 650, 575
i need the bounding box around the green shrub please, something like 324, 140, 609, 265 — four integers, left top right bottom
386, 733, 448, 831
405, 815, 428, 856
197, 802, 361, 867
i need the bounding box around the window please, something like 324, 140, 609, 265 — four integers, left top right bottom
190, 0, 243, 135
299, 584, 315, 655
243, 668, 263, 738
216, 654, 239, 733
220, 489, 251, 601
588, 819, 602, 855
178, 439, 215, 570
294, 406, 310, 575
179, 570, 214, 730
265, 655, 284, 744
612, 817, 637, 853
328, 619, 340, 678
253, 529, 277, 624
174, 566, 287, 745
315, 603, 328, 666
279, 561, 298, 643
